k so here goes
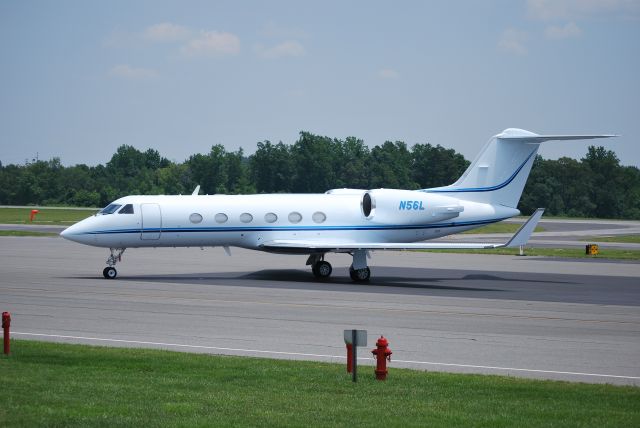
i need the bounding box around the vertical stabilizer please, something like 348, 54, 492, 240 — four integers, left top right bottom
424, 129, 615, 208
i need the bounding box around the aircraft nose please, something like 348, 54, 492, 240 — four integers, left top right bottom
60, 224, 74, 240
60, 223, 85, 243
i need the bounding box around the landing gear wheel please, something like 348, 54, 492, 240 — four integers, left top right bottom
312, 261, 332, 279
349, 265, 370, 282
103, 266, 117, 279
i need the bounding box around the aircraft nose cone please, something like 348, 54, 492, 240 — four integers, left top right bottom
60, 223, 84, 243
60, 225, 73, 240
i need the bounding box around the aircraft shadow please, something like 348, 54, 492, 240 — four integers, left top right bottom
241, 269, 501, 292
69, 266, 576, 301
65, 266, 640, 306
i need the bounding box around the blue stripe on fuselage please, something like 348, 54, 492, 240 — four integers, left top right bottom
77, 217, 510, 236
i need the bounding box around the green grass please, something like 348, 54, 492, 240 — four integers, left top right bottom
462, 223, 545, 234
0, 230, 58, 237
582, 235, 640, 244
0, 207, 97, 224
425, 247, 640, 260
1, 340, 638, 427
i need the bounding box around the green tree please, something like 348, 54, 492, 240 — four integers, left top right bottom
249, 141, 294, 193
370, 141, 416, 189
156, 163, 191, 195
290, 132, 339, 193
411, 143, 469, 189
582, 146, 624, 218
185, 145, 249, 194
335, 137, 370, 189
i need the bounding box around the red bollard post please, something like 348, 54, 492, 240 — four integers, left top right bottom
2, 312, 10, 355
346, 343, 353, 373
371, 335, 392, 380
29, 209, 39, 223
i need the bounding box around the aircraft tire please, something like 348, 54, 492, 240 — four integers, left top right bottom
103, 267, 117, 279
313, 261, 332, 278
349, 266, 370, 282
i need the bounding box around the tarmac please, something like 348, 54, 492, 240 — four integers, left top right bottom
1, 234, 638, 386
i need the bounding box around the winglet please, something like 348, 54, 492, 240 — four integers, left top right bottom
503, 208, 545, 248
192, 185, 201, 196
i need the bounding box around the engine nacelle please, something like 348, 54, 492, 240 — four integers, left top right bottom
361, 189, 464, 224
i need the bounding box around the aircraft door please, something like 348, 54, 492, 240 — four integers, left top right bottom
140, 203, 162, 240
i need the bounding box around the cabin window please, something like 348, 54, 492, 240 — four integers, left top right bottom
215, 213, 228, 223
312, 211, 326, 223
264, 212, 278, 223
118, 204, 134, 214
288, 212, 302, 223
99, 204, 121, 215
240, 213, 253, 223
189, 213, 203, 224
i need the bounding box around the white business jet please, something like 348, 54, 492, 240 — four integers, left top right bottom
61, 128, 613, 280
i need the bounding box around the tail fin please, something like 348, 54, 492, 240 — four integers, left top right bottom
425, 128, 615, 208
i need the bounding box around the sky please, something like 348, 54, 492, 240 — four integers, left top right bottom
1, 0, 639, 168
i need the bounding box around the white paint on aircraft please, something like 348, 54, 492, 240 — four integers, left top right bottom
60, 128, 615, 280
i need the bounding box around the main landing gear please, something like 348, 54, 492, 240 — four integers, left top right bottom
306, 250, 371, 282
349, 265, 371, 281
103, 247, 126, 279
308, 254, 332, 279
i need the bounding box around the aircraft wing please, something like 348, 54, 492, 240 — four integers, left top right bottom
261, 209, 544, 252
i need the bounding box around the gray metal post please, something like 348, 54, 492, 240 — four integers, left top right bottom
351, 329, 357, 382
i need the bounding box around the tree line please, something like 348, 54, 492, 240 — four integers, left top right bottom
0, 132, 638, 219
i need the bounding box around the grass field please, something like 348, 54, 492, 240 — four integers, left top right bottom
0, 230, 58, 237
1, 340, 638, 427
425, 247, 640, 260
0, 207, 97, 224
462, 223, 545, 234
584, 235, 640, 244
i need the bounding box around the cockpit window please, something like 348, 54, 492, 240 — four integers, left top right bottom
99, 204, 122, 215
118, 204, 134, 214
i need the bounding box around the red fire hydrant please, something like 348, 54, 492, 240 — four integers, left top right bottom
29, 209, 39, 222
2, 312, 11, 355
371, 335, 392, 380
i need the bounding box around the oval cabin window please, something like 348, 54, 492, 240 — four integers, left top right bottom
189, 213, 203, 224
312, 212, 326, 223
215, 213, 228, 223
264, 212, 278, 223
288, 212, 302, 223
240, 213, 253, 223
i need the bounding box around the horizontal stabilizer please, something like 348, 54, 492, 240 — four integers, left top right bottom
498, 131, 617, 143
261, 209, 545, 253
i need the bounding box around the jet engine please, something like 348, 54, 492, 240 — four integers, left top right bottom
361, 189, 464, 224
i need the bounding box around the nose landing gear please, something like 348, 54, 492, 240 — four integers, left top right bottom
103, 266, 117, 279
103, 248, 126, 279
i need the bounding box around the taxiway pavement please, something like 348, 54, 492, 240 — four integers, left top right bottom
0, 236, 638, 385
